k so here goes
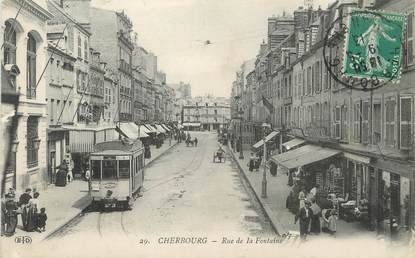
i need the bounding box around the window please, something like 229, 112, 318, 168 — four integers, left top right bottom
385, 98, 396, 147
373, 101, 381, 145
334, 106, 341, 138
341, 105, 348, 140
119, 160, 130, 178
362, 101, 370, 144
307, 67, 312, 95
406, 12, 414, 66
77, 36, 82, 58
400, 96, 412, 150
91, 160, 101, 179
102, 160, 117, 179
3, 21, 17, 64
354, 102, 361, 143
27, 117, 39, 168
27, 34, 37, 99
84, 40, 88, 60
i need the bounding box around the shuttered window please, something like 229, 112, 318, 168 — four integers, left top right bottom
334, 106, 341, 138
373, 101, 382, 145
385, 98, 396, 147
406, 12, 414, 66
354, 102, 361, 143
341, 105, 348, 141
400, 96, 412, 150
362, 101, 370, 144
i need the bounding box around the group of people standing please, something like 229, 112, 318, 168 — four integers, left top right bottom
1, 188, 47, 237
291, 185, 338, 240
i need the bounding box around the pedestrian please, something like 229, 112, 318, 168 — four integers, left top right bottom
26, 192, 40, 232
270, 162, 277, 176
255, 153, 261, 171
55, 163, 68, 187
248, 152, 255, 172
295, 200, 313, 240
310, 184, 318, 198
19, 188, 32, 230
3, 193, 19, 237
194, 137, 198, 147
298, 188, 306, 210
288, 171, 294, 186
322, 209, 337, 235
310, 198, 321, 234
37, 208, 47, 232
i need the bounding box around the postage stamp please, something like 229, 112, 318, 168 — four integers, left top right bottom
343, 9, 406, 82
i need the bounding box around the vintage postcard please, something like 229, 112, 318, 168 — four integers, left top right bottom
1, 0, 414, 257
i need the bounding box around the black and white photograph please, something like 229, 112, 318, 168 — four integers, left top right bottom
1, 0, 415, 257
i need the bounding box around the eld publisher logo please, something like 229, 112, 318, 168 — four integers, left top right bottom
15, 236, 32, 244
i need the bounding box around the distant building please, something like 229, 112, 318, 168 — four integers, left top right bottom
182, 96, 230, 131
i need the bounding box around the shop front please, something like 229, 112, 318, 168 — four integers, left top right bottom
47, 127, 68, 185
340, 152, 413, 237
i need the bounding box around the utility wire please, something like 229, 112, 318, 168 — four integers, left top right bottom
33, 23, 69, 93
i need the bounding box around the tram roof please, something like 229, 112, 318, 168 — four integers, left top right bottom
92, 139, 143, 154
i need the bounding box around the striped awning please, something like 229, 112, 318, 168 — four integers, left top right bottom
140, 125, 152, 134
119, 122, 149, 139
161, 124, 171, 131
144, 124, 158, 134
68, 130, 95, 153
155, 124, 166, 133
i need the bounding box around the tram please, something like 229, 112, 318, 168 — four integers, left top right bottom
89, 139, 145, 209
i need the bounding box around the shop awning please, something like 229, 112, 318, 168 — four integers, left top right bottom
252, 131, 279, 149
161, 124, 171, 131
155, 124, 166, 133
183, 122, 201, 127
67, 130, 95, 153
270, 144, 341, 170
144, 124, 158, 134
140, 125, 152, 134
282, 138, 306, 150
118, 122, 149, 139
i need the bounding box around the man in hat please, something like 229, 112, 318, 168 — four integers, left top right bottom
19, 188, 32, 229
295, 200, 313, 240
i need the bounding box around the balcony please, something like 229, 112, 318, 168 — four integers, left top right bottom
119, 59, 132, 75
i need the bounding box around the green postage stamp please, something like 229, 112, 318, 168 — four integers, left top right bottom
343, 9, 406, 82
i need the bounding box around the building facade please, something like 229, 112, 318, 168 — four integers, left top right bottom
1, 0, 52, 191
232, 0, 415, 233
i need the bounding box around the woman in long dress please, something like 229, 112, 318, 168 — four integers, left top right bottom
4, 193, 19, 237
310, 199, 322, 234
26, 192, 40, 232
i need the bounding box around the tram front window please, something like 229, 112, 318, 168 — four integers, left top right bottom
102, 160, 117, 179
119, 160, 130, 179
91, 160, 101, 180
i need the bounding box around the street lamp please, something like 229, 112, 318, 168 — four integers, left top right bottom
261, 122, 271, 198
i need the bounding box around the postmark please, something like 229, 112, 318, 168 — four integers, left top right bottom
323, 9, 407, 91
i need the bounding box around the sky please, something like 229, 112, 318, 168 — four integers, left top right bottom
91, 0, 333, 98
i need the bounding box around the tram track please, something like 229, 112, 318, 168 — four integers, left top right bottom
95, 136, 208, 238
51, 135, 209, 240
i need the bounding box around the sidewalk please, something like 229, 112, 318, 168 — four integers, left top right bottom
8, 140, 178, 242
228, 146, 377, 241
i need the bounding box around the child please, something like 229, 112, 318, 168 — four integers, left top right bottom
37, 208, 47, 232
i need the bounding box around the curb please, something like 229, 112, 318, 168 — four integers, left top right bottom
43, 141, 178, 241
227, 145, 283, 236
144, 141, 178, 168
